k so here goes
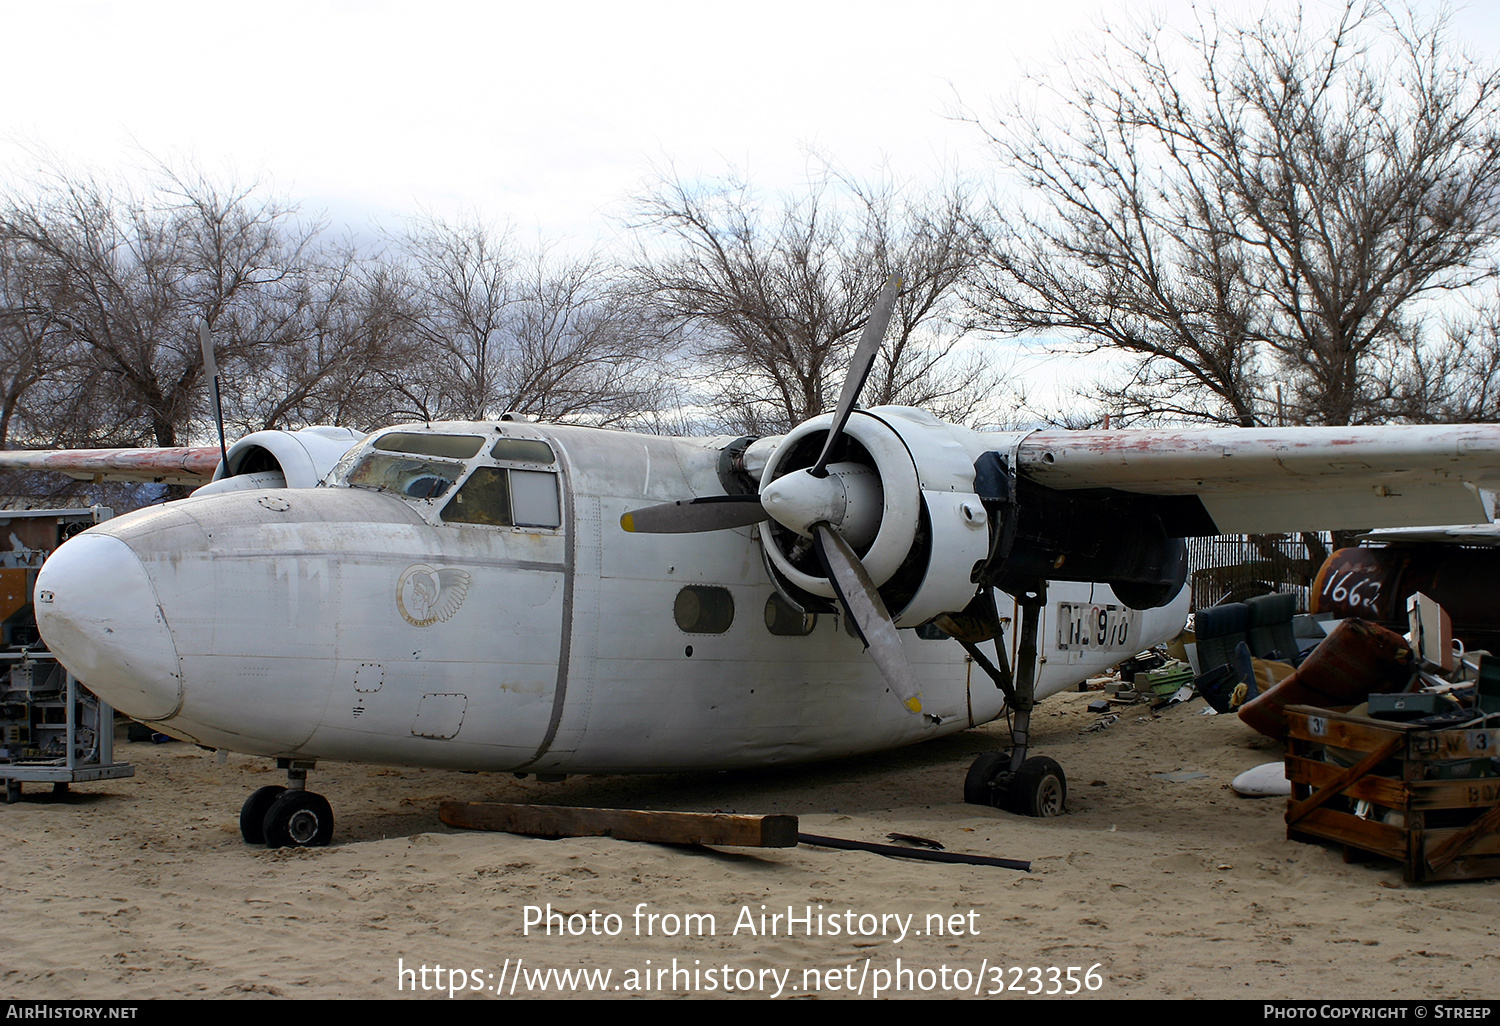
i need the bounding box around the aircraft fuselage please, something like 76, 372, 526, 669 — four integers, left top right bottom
34, 420, 1187, 775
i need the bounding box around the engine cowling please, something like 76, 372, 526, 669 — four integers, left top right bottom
753, 410, 1188, 620
757, 407, 991, 627
193, 426, 366, 495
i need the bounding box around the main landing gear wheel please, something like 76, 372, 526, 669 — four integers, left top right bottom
963, 752, 1009, 808
239, 785, 287, 844
1008, 756, 1066, 817
963, 753, 1067, 817
262, 790, 335, 848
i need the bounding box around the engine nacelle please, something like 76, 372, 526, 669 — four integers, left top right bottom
193, 426, 366, 495
759, 407, 991, 627
973, 457, 1189, 611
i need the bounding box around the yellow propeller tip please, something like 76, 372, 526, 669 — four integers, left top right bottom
619, 513, 635, 532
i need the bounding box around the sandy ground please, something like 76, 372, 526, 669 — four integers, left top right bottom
3, 689, 1499, 1002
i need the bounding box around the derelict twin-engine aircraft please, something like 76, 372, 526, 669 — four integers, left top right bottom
10, 276, 1500, 848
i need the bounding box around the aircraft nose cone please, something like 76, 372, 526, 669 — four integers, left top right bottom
35, 534, 183, 721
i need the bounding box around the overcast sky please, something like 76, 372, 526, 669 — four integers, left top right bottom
3, 0, 1497, 416
11, 0, 1494, 243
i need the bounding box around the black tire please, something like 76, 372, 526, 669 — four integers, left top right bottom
239, 785, 287, 844
262, 790, 334, 849
963, 752, 1009, 807
1007, 757, 1066, 817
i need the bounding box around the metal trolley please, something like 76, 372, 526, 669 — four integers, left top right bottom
0, 506, 135, 802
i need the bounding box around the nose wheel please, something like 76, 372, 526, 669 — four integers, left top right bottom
262, 790, 335, 847
239, 785, 286, 843
239, 761, 335, 847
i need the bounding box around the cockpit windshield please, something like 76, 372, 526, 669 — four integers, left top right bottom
328, 431, 485, 501
326, 428, 560, 522
373, 431, 485, 460
344, 454, 465, 500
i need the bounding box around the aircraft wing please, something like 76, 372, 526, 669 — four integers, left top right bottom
0, 446, 221, 486
1357, 524, 1500, 546
1015, 424, 1500, 535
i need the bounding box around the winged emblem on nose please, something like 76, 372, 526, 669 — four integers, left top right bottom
397, 564, 471, 626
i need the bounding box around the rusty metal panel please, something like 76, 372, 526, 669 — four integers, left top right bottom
0, 445, 220, 484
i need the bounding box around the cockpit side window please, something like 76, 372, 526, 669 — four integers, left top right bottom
510, 470, 561, 527
442, 467, 561, 529
442, 467, 512, 526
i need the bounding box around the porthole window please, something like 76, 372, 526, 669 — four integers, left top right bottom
764, 593, 816, 636
674, 586, 734, 634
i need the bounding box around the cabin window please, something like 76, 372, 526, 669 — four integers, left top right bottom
764, 593, 816, 636
347, 454, 465, 500
442, 467, 561, 529
442, 467, 511, 526
373, 431, 485, 460
674, 586, 734, 634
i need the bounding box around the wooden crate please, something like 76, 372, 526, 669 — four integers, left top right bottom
1284, 705, 1500, 883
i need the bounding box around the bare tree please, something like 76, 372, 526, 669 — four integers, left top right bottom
0, 157, 443, 452
0, 161, 336, 447
379, 214, 674, 427
499, 249, 680, 426
966, 1, 1500, 427
1413, 288, 1500, 423
626, 168, 1004, 435
213, 243, 412, 433
0, 230, 77, 447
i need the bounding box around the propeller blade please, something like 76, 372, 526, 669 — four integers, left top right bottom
812, 523, 923, 715
620, 494, 768, 534
198, 321, 229, 468
809, 273, 902, 478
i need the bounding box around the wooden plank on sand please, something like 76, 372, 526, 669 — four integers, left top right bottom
439, 801, 799, 848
